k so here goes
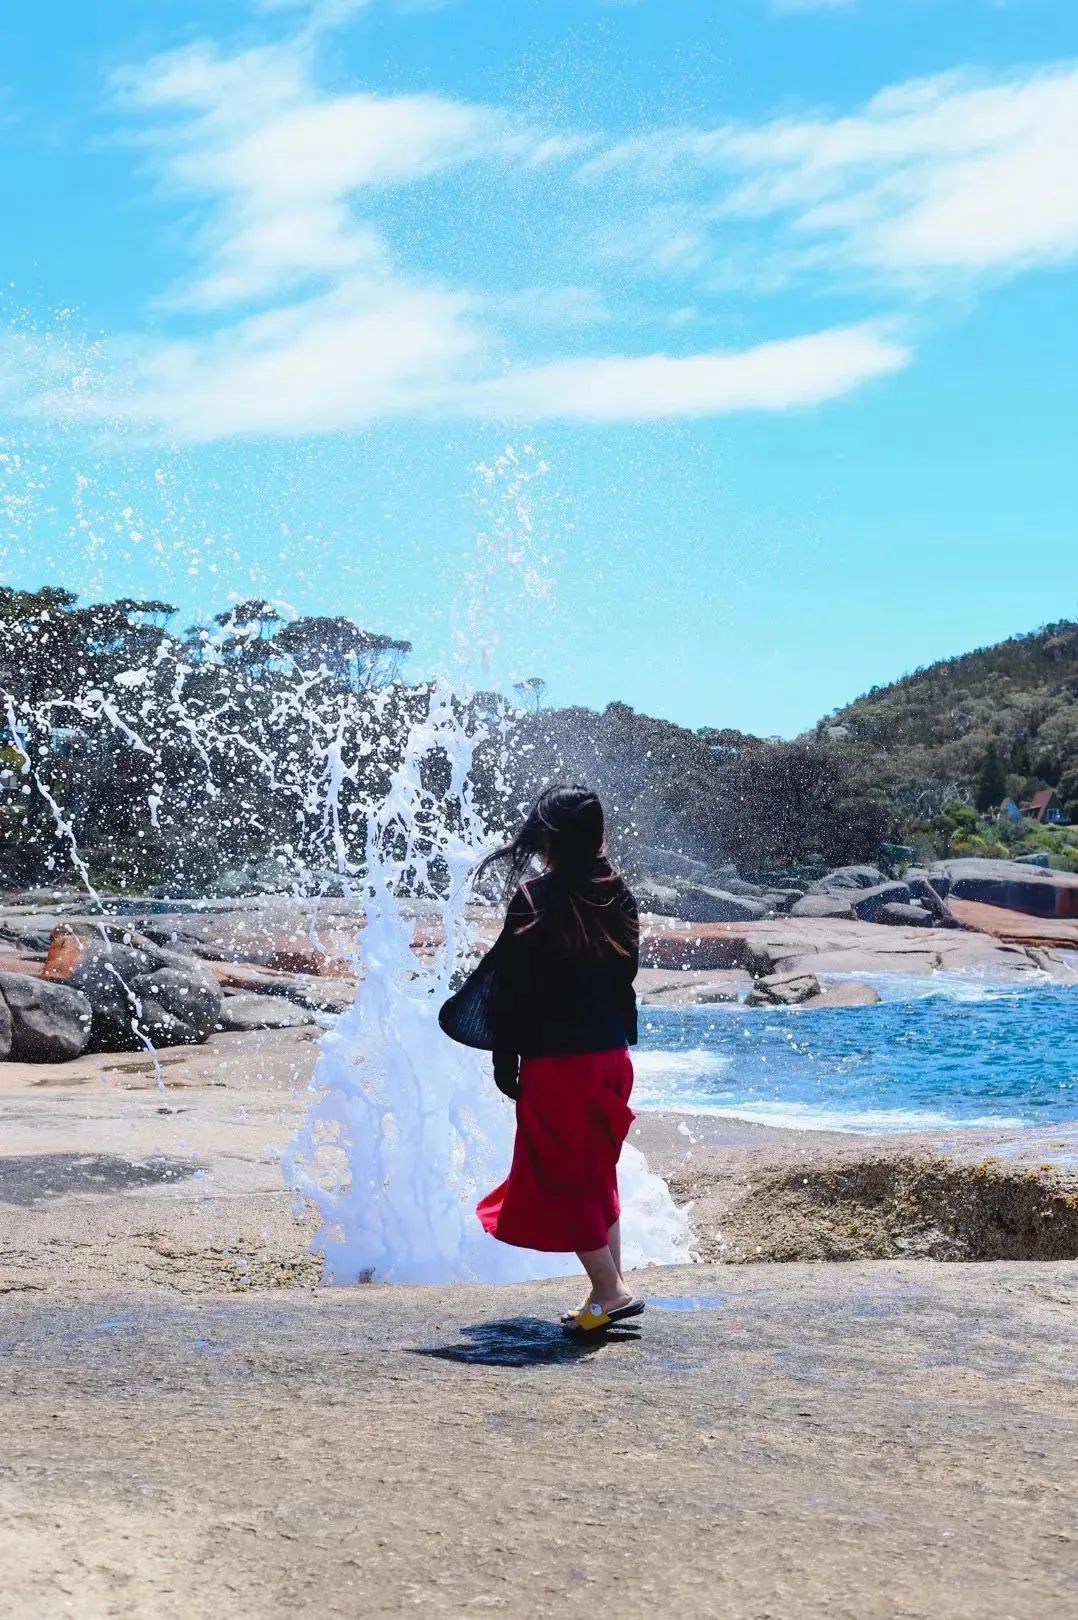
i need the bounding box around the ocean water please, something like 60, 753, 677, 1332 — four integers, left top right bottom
633, 977, 1078, 1133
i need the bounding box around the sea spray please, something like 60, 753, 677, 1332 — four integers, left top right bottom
282, 676, 693, 1284
283, 451, 691, 1283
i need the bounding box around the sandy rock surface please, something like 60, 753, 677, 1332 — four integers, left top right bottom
637, 967, 753, 1005
2, 1263, 1076, 1619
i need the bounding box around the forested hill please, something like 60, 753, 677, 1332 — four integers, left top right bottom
814, 622, 1078, 821
2, 585, 1076, 890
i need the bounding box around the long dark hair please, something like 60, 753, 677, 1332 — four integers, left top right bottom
477, 784, 637, 956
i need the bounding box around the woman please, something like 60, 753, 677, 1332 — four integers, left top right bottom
439, 784, 644, 1336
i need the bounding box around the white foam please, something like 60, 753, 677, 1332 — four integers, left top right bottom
635, 1097, 1029, 1135
819, 971, 1055, 1004
632, 1049, 732, 1081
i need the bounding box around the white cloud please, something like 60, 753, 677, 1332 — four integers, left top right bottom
9, 19, 917, 442
29, 314, 906, 441
584, 65, 1078, 287
463, 324, 909, 424
116, 40, 577, 312
134, 279, 477, 440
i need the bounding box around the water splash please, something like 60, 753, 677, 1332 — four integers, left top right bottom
282, 453, 692, 1284
281, 672, 692, 1284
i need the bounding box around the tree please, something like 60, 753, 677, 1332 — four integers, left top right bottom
213, 599, 283, 667
273, 616, 412, 691
513, 677, 547, 713
974, 744, 1008, 813
711, 742, 895, 870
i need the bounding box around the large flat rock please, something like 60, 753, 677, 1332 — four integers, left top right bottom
1, 1265, 1074, 1619
934, 858, 1078, 919
637, 968, 753, 1006
947, 897, 1078, 950
638, 913, 1071, 981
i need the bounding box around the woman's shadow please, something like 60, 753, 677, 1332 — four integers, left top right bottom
410, 1315, 642, 1368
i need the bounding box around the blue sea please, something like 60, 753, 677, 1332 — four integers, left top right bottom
634, 975, 1078, 1133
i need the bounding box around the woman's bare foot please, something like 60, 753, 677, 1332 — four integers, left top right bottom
601, 1288, 635, 1313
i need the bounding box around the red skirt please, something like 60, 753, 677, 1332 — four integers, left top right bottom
477, 1048, 635, 1253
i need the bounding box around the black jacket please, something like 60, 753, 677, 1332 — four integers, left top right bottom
439, 867, 639, 1098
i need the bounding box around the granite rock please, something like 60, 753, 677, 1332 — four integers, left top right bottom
0, 972, 93, 1062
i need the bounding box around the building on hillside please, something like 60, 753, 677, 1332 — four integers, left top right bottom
998, 798, 1024, 825
1023, 789, 1070, 826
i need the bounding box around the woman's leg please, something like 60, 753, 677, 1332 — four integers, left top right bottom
607, 1219, 622, 1279
575, 1242, 632, 1312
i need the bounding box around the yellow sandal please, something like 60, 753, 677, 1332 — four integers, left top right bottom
562, 1299, 645, 1335
563, 1302, 613, 1335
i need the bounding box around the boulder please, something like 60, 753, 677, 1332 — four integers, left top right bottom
809, 865, 885, 894
905, 868, 952, 899
637, 846, 729, 885
638, 965, 748, 1004
0, 972, 92, 1062
876, 902, 933, 928
638, 968, 752, 1006
635, 873, 776, 924
675, 887, 769, 923
638, 922, 748, 972
264, 948, 330, 976
906, 873, 951, 903
747, 972, 821, 1007
932, 858, 1078, 920
746, 971, 882, 1010
46, 933, 222, 1051
633, 879, 682, 918
209, 961, 356, 1013
850, 882, 912, 922
790, 894, 857, 920
807, 980, 883, 1009
0, 916, 59, 953
945, 898, 1078, 952
217, 992, 316, 1032
902, 879, 959, 927
136, 966, 223, 1048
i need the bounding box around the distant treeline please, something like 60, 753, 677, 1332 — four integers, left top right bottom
2, 586, 1075, 891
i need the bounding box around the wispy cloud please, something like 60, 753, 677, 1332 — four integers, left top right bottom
464, 324, 909, 424
115, 39, 580, 312
583, 64, 1078, 289
22, 298, 904, 441
11, 13, 918, 442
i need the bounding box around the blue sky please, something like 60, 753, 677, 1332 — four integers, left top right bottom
1, 0, 1076, 733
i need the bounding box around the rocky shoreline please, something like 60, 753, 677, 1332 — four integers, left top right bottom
1, 854, 1075, 1072
1, 856, 1076, 1289
2, 889, 1076, 1620
2, 1022, 1076, 1302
